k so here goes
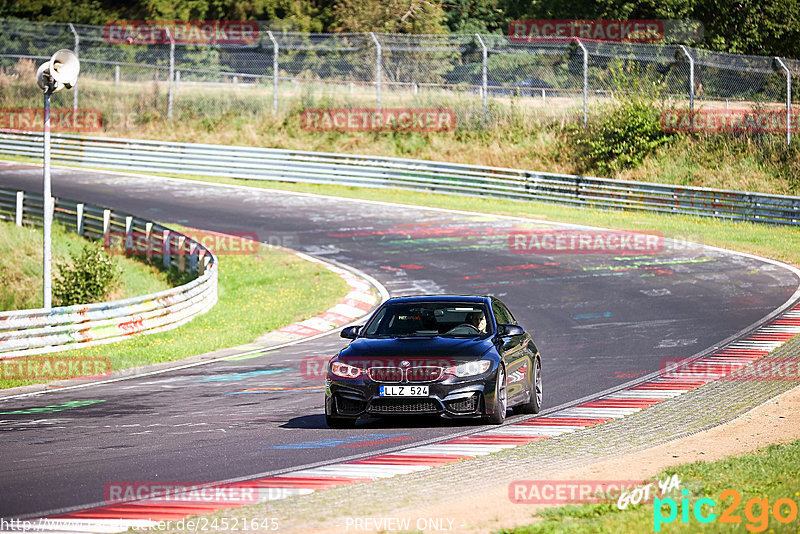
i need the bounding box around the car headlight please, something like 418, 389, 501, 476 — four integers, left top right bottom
450, 360, 492, 377
330, 361, 362, 379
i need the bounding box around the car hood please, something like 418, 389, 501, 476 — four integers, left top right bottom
339, 336, 494, 364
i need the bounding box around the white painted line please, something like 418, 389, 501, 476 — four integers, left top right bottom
556, 407, 643, 418
285, 464, 430, 479
484, 425, 582, 436
395, 444, 512, 456
608, 389, 686, 398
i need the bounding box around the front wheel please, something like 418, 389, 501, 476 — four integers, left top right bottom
516, 358, 542, 414
483, 365, 507, 425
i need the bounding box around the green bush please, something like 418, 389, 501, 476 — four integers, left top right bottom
576, 100, 675, 174
53, 242, 120, 306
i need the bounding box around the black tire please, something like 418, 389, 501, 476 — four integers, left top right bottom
483, 365, 507, 425
516, 357, 542, 414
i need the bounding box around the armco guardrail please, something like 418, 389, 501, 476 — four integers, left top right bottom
0, 131, 798, 225
0, 186, 218, 357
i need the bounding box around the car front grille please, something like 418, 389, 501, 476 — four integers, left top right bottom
369, 398, 440, 414
367, 367, 403, 382
366, 366, 445, 383
407, 366, 444, 382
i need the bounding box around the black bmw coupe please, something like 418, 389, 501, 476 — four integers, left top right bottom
325, 295, 542, 427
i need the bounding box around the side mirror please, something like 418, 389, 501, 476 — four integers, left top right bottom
340, 325, 361, 339
498, 324, 524, 336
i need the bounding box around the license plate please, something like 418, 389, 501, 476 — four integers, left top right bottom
379, 385, 429, 397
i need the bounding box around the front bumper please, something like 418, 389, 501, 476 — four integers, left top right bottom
325, 374, 496, 419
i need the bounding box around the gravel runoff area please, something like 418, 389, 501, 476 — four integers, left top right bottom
198, 332, 800, 533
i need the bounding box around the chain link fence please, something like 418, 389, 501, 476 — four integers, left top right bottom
0, 18, 797, 142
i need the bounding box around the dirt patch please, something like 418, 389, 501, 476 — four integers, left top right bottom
287, 383, 800, 533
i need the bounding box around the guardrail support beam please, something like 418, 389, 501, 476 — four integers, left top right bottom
15, 191, 23, 226
76, 203, 84, 235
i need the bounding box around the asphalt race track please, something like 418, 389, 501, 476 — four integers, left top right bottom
1, 162, 798, 519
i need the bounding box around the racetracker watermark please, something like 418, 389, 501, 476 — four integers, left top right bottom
104, 482, 259, 505
509, 229, 663, 255
509, 20, 703, 44
104, 229, 261, 256
0, 108, 102, 133
1, 356, 112, 380
509, 480, 643, 504
661, 357, 800, 381
661, 109, 800, 134
301, 108, 456, 132
103, 20, 259, 44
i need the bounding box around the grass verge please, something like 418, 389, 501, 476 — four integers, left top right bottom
0, 234, 351, 389
502, 438, 800, 533
0, 219, 170, 311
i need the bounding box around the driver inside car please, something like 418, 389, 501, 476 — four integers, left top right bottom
466, 311, 487, 333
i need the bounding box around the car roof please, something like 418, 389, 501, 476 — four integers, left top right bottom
383, 295, 491, 305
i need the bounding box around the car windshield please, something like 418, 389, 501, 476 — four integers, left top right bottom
362, 302, 492, 338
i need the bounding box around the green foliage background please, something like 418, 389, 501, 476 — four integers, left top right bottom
1, 0, 798, 58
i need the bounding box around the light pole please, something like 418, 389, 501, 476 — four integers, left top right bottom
36, 49, 80, 309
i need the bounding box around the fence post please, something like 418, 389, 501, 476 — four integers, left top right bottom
678, 45, 695, 113
166, 28, 175, 120
16, 191, 23, 226
68, 23, 79, 113
774, 57, 792, 146
163, 229, 171, 269
573, 38, 588, 126
76, 203, 84, 235
369, 32, 381, 110
476, 34, 488, 121
267, 30, 279, 114
114, 64, 120, 85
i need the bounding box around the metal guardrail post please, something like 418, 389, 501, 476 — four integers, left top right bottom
68, 23, 79, 113
16, 191, 23, 226
476, 34, 488, 121
774, 57, 792, 146
573, 38, 588, 126
267, 31, 279, 114
369, 32, 381, 110
678, 45, 695, 113
76, 203, 84, 235
166, 28, 175, 120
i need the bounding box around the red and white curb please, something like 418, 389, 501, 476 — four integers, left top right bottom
9, 304, 800, 532
257, 253, 380, 344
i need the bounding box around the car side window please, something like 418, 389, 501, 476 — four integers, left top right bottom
492, 301, 510, 325
501, 302, 517, 324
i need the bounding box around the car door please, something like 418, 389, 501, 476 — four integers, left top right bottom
492, 299, 529, 405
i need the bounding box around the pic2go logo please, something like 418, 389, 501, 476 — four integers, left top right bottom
654, 489, 800, 532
